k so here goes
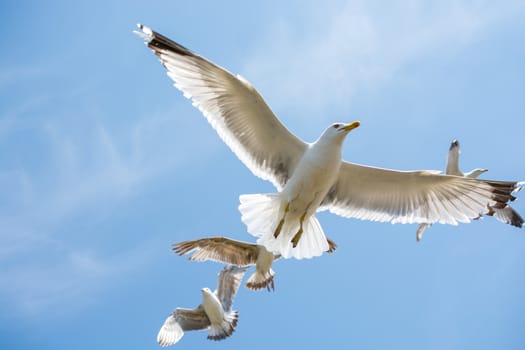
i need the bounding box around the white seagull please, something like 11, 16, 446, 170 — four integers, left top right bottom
416, 140, 524, 241
157, 265, 246, 347
173, 236, 337, 291
135, 24, 521, 259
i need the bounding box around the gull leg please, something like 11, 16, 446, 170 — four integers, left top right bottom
325, 238, 338, 253
291, 211, 307, 248
416, 223, 432, 242
291, 197, 317, 248
416, 224, 426, 242
273, 203, 290, 238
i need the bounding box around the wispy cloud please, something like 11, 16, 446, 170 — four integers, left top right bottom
0, 244, 157, 317
0, 67, 214, 316
241, 0, 525, 119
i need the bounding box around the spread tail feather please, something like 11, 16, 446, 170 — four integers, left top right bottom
239, 193, 328, 259
239, 193, 279, 238
207, 311, 238, 341
245, 269, 275, 291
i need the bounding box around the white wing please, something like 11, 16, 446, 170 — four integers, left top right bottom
321, 161, 520, 225
216, 265, 247, 312
135, 24, 306, 190
157, 314, 184, 347
157, 307, 211, 346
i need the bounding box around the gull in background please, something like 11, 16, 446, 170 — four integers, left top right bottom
157, 265, 246, 347
135, 24, 522, 259
416, 140, 524, 241
173, 236, 337, 291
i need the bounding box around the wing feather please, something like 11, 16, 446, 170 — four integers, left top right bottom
174, 307, 210, 331
216, 265, 247, 312
157, 307, 210, 347
490, 206, 524, 228
135, 24, 306, 190
321, 162, 520, 225
173, 237, 260, 266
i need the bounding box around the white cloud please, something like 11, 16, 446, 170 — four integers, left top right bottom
241, 0, 525, 119
0, 245, 157, 317
0, 99, 209, 239
0, 113, 173, 316
0, 74, 214, 315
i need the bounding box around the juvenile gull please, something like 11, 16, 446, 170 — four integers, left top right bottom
173, 236, 337, 291
416, 140, 524, 241
135, 24, 521, 259
157, 265, 246, 347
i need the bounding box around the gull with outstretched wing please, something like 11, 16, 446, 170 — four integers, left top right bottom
135, 24, 521, 259
173, 236, 337, 291
157, 265, 246, 346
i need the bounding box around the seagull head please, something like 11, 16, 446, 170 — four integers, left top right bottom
449, 139, 461, 159
201, 287, 220, 306
319, 121, 360, 144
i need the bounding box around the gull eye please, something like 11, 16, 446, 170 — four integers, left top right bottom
333, 124, 340, 129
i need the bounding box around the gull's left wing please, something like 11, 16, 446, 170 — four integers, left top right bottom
320, 161, 520, 225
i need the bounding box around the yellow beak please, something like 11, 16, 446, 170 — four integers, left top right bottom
342, 121, 360, 131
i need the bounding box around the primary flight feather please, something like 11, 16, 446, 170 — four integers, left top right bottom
416, 139, 523, 241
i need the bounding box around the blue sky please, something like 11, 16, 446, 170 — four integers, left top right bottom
1, 0, 524, 349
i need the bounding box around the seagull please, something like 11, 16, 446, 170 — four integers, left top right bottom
135, 24, 521, 259
173, 236, 338, 291
416, 140, 524, 241
157, 265, 247, 347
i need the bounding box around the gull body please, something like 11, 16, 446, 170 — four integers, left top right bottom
200, 287, 227, 336
242, 122, 359, 258
136, 24, 521, 259
173, 236, 338, 290
157, 265, 246, 346
281, 123, 354, 206
417, 140, 523, 241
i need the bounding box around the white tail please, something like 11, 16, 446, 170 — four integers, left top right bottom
207, 310, 238, 341
239, 193, 329, 259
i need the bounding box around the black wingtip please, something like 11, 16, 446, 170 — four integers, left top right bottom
504, 207, 524, 228
487, 205, 524, 228
134, 24, 194, 57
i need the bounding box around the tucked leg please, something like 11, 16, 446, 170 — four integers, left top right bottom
416, 224, 426, 242
273, 203, 290, 238
291, 211, 308, 248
